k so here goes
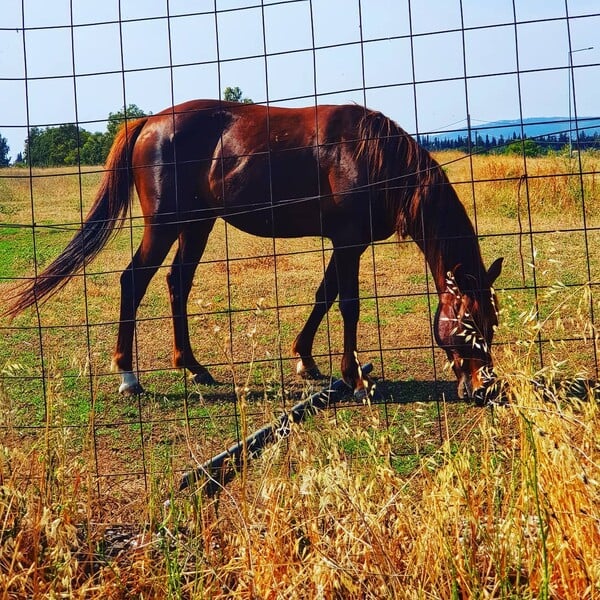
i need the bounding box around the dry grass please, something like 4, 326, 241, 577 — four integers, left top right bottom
1, 151, 600, 597
1, 356, 598, 598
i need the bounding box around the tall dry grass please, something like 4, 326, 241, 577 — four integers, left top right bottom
1, 350, 598, 598
437, 149, 600, 229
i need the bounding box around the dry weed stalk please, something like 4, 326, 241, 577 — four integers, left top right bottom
1, 334, 599, 598
197, 374, 598, 599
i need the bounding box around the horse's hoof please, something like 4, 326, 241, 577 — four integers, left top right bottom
353, 381, 380, 403
354, 387, 369, 402
296, 360, 324, 380
119, 381, 145, 395
473, 392, 487, 407
191, 370, 217, 386
300, 367, 325, 380
118, 371, 144, 395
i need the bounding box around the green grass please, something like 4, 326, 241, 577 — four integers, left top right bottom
392, 297, 421, 315
0, 225, 33, 278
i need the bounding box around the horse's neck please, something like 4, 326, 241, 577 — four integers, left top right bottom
413, 188, 483, 295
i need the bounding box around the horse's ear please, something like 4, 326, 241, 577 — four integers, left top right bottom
487, 257, 503, 286
450, 263, 464, 279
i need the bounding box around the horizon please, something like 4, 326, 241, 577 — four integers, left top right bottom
6, 112, 600, 162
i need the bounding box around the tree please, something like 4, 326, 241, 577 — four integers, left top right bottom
503, 139, 544, 158
80, 131, 111, 165
106, 104, 148, 147
0, 133, 10, 166
21, 105, 149, 167
223, 86, 253, 104
24, 124, 90, 167
23, 127, 41, 166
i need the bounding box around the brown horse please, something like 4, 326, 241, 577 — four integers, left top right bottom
6, 100, 502, 401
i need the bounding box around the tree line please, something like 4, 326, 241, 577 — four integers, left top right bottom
0, 104, 147, 168
418, 129, 600, 156
2, 86, 596, 166
0, 88, 253, 168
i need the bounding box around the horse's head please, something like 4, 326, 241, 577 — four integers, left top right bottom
434, 258, 503, 404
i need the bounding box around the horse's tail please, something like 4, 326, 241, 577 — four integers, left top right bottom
4, 117, 148, 318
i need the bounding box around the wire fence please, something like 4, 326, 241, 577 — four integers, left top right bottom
1, 1, 599, 501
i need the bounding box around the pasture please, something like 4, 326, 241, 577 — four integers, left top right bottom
1, 150, 599, 597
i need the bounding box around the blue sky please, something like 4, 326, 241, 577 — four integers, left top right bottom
1, 0, 598, 159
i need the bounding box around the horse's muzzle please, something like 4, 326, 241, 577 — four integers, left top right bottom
457, 365, 499, 406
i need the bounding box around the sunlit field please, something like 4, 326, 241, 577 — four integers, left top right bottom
1, 150, 599, 597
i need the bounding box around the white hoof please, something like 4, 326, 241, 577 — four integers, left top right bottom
118, 371, 144, 395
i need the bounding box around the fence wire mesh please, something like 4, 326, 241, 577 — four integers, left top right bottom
1, 0, 599, 504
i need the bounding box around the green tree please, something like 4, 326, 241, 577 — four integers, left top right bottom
24, 124, 91, 167
223, 86, 253, 104
80, 131, 111, 165
23, 126, 41, 165
0, 134, 10, 167
22, 105, 149, 167
0, 133, 10, 166
106, 104, 147, 147
503, 139, 544, 158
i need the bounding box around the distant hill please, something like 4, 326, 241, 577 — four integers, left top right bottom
419, 116, 600, 152
427, 116, 600, 143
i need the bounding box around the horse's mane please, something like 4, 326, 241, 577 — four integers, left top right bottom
354, 110, 446, 238
354, 109, 482, 287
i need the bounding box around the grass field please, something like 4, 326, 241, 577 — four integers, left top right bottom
1, 150, 599, 597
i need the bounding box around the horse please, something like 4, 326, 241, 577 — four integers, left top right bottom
5, 100, 503, 402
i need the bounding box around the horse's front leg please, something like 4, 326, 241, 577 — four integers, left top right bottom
167, 221, 216, 385
292, 254, 338, 379
335, 244, 372, 398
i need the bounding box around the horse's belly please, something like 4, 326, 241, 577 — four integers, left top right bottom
222, 199, 326, 238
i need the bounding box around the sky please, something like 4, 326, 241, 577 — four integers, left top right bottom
1, 0, 598, 160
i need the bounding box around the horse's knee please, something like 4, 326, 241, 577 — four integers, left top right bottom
119, 269, 138, 313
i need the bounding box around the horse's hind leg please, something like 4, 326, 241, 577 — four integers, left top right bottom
292, 254, 338, 379
167, 219, 216, 385
112, 224, 178, 394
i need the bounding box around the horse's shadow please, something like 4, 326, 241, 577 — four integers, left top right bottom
368, 378, 459, 405
154, 377, 462, 408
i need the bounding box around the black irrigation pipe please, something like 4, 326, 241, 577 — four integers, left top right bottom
179, 363, 373, 497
